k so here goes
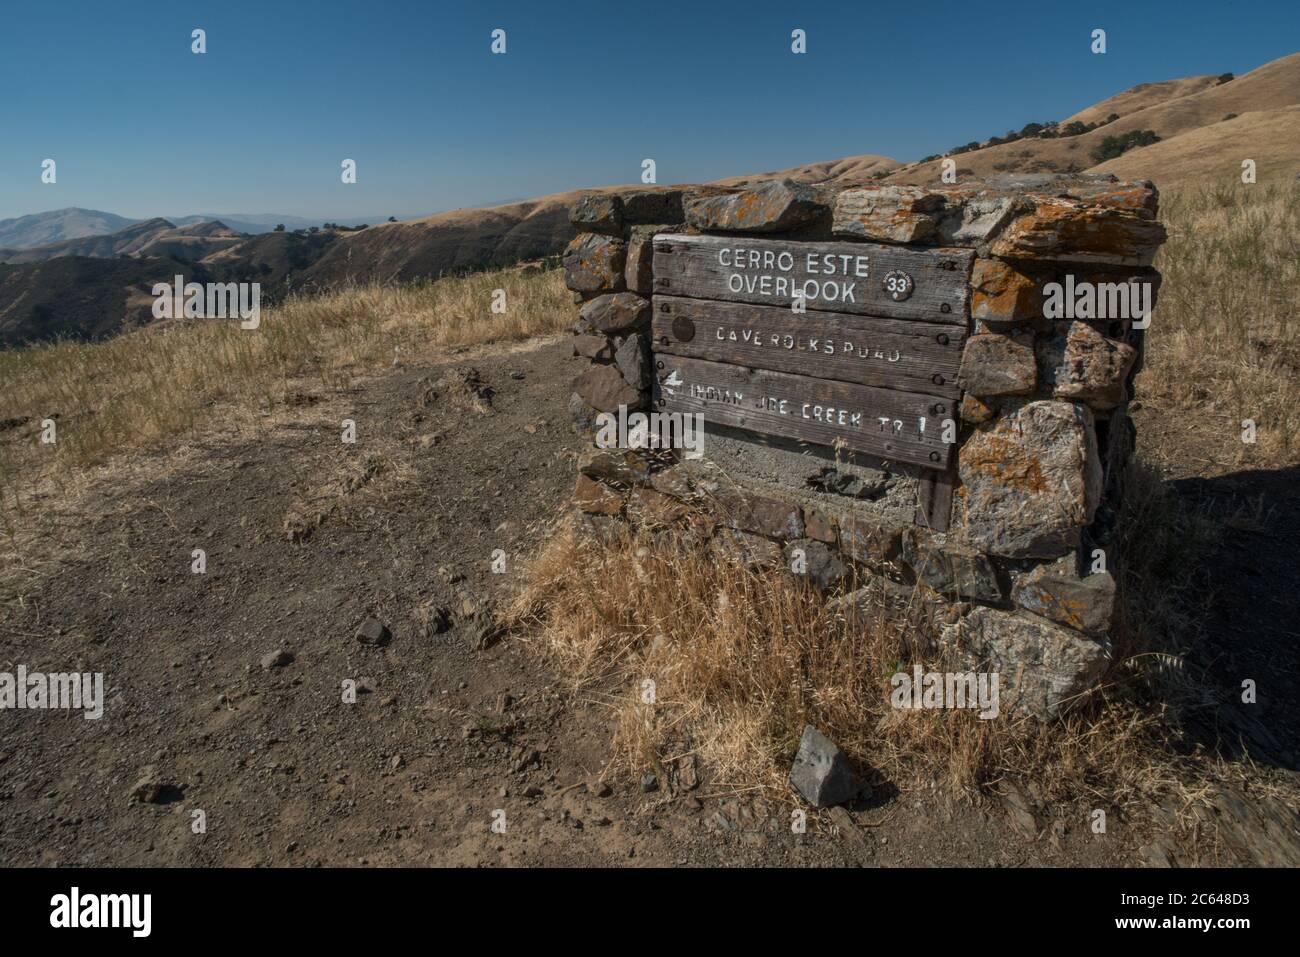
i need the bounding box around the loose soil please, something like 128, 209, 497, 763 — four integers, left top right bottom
0, 339, 1290, 866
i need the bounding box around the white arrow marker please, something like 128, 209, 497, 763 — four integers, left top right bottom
661, 369, 683, 395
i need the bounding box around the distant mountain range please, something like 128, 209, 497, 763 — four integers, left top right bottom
0, 209, 412, 250
2, 51, 1296, 349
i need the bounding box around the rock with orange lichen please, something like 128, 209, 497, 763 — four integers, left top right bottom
832, 185, 946, 243
569, 194, 624, 235
954, 400, 1102, 558
970, 258, 1041, 326
684, 179, 827, 233
1011, 556, 1116, 637
563, 233, 627, 294
990, 198, 1167, 267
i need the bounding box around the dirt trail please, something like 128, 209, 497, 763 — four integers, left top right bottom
0, 338, 1246, 868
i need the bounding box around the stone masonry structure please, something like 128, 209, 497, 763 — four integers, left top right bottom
562, 173, 1167, 719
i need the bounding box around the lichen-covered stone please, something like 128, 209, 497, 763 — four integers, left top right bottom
970, 258, 1040, 326
936, 194, 1027, 246
572, 334, 614, 361
685, 179, 826, 233
574, 474, 625, 516
902, 529, 1002, 601
944, 606, 1110, 718
614, 332, 651, 390
713, 527, 782, 568
578, 447, 650, 486
1011, 560, 1116, 636
578, 292, 650, 335
990, 198, 1167, 267
624, 224, 672, 295
629, 487, 692, 526
713, 489, 804, 539
622, 189, 685, 224
958, 332, 1036, 397
1036, 321, 1138, 410
833, 185, 945, 243
956, 400, 1102, 558
572, 363, 642, 413
838, 515, 903, 564
785, 539, 849, 589
803, 508, 837, 544
960, 393, 996, 424
569, 193, 624, 234
563, 233, 627, 294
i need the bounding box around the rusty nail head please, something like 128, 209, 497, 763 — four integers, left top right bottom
929, 451, 941, 462
932, 374, 945, 385
936, 333, 949, 345
940, 303, 952, 314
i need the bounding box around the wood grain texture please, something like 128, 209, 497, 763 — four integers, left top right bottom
651, 295, 964, 398
916, 467, 956, 532
654, 354, 954, 469
652, 233, 971, 325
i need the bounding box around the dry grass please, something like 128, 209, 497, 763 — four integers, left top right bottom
0, 266, 569, 529
506, 487, 1222, 811
1139, 182, 1300, 468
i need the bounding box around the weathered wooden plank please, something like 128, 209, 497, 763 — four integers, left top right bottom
654, 355, 954, 469
651, 295, 964, 399
916, 467, 956, 532
652, 233, 971, 325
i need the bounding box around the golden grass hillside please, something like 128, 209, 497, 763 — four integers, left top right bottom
886, 51, 1300, 189
0, 266, 570, 516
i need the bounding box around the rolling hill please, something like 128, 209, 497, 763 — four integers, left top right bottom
0, 207, 136, 249
0, 219, 245, 265
2, 51, 1295, 348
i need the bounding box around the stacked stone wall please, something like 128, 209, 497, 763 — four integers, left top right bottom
563, 173, 1167, 718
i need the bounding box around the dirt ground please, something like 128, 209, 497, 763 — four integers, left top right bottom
0, 337, 1291, 867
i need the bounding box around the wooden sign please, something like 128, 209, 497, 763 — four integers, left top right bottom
652, 233, 971, 325
654, 355, 955, 468
651, 295, 964, 399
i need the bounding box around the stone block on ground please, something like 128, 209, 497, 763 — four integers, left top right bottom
789, 725, 858, 808
784, 539, 849, 589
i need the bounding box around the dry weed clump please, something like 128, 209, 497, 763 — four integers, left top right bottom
506, 489, 1221, 811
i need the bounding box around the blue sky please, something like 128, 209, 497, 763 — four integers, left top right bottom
0, 0, 1294, 221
